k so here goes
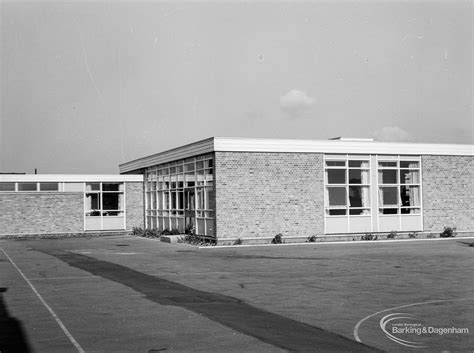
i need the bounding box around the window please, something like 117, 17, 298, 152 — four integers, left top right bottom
18, 183, 37, 191
0, 183, 15, 191
39, 183, 59, 191
145, 153, 214, 236
85, 183, 124, 217
378, 160, 420, 214
325, 158, 370, 216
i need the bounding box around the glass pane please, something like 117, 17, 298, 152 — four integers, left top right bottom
328, 209, 346, 215
196, 188, 205, 209
400, 170, 419, 184
86, 183, 100, 191
348, 160, 368, 168
380, 208, 398, 214
379, 161, 397, 168
205, 187, 214, 210
348, 169, 362, 184
400, 186, 420, 207
327, 169, 346, 184
18, 183, 37, 191
171, 192, 177, 209
185, 163, 195, 172
401, 208, 420, 214
196, 161, 204, 169
103, 183, 123, 191
327, 187, 346, 206
150, 192, 156, 209
103, 211, 124, 217
379, 187, 398, 206
103, 193, 123, 210
158, 191, 163, 209
349, 186, 370, 208
378, 170, 397, 184
0, 183, 15, 191
349, 209, 370, 215
40, 183, 59, 191
400, 161, 419, 168
178, 191, 184, 209
86, 193, 101, 210
326, 161, 345, 167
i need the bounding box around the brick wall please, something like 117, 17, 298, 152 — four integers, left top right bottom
0, 193, 83, 235
215, 152, 324, 240
422, 155, 474, 232
125, 181, 144, 230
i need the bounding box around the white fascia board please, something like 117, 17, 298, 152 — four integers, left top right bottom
119, 136, 473, 173
213, 137, 474, 156
0, 174, 143, 183
119, 137, 215, 173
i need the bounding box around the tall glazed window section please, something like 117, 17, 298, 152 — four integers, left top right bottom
377, 157, 422, 231
85, 183, 125, 230
324, 156, 371, 233
145, 153, 214, 237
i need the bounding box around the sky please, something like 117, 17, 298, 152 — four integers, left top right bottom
1, 0, 472, 173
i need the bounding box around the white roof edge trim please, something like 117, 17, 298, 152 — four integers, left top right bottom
213, 138, 474, 156
119, 137, 215, 173
0, 174, 143, 182
119, 137, 473, 173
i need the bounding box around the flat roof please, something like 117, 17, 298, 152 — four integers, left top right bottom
119, 137, 474, 173
0, 174, 143, 182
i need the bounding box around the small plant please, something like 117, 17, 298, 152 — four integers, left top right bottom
145, 228, 161, 238
131, 227, 143, 235
185, 225, 196, 235
161, 228, 172, 235
131, 227, 161, 238
361, 233, 378, 241
386, 231, 397, 239
408, 232, 417, 239
271, 233, 283, 244
170, 228, 180, 235
440, 227, 457, 238
307, 235, 317, 243
234, 238, 243, 245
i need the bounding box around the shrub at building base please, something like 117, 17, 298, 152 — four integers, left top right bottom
386, 231, 397, 239
271, 233, 283, 244
131, 227, 162, 238
440, 227, 457, 238
361, 233, 378, 241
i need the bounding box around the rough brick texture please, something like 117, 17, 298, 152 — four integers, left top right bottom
422, 155, 473, 232
126, 182, 144, 229
0, 193, 83, 235
215, 152, 324, 240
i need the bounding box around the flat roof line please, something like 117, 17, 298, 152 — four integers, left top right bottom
119, 136, 474, 173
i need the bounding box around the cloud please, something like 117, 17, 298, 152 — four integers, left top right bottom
373, 126, 413, 142
280, 90, 314, 117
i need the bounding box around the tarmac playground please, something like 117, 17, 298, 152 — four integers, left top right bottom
1, 235, 473, 352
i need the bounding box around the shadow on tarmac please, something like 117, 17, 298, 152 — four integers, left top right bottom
40, 250, 382, 353
0, 287, 32, 353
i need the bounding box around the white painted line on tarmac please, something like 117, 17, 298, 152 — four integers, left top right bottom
0, 248, 85, 353
199, 236, 474, 249
353, 297, 474, 344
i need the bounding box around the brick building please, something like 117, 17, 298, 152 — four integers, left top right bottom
0, 175, 143, 237
1, 137, 472, 242
120, 137, 473, 244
